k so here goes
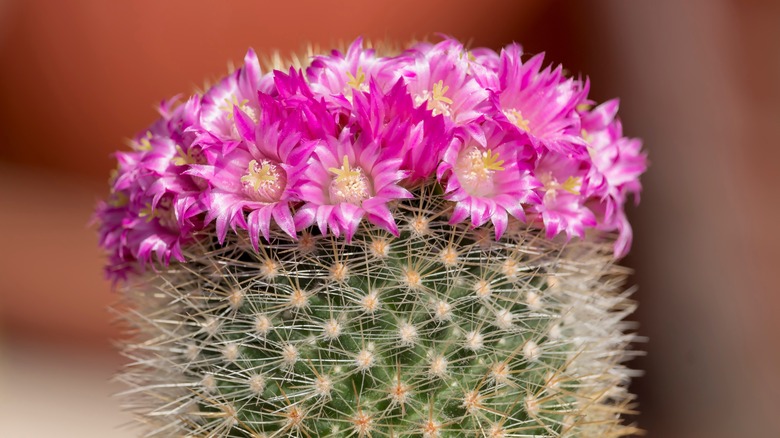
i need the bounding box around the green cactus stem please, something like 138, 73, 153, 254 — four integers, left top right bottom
116, 190, 640, 437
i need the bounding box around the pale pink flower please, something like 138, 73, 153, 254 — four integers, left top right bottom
438, 121, 539, 239
195, 49, 272, 153
531, 151, 596, 240
494, 45, 589, 157
188, 97, 312, 249
402, 39, 490, 126
295, 128, 412, 240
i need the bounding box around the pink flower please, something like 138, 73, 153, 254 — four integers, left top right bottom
402, 39, 490, 126
273, 68, 339, 139
531, 151, 597, 240
96, 185, 190, 278
582, 100, 646, 204
295, 128, 412, 240
195, 49, 272, 153
144, 97, 211, 218
101, 96, 210, 271
580, 99, 647, 256
307, 37, 410, 109
469, 47, 500, 74
586, 198, 634, 258
126, 194, 189, 264
350, 80, 449, 185
438, 121, 539, 239
96, 36, 647, 279
95, 198, 135, 281
493, 45, 588, 157
466, 46, 501, 91
188, 97, 312, 249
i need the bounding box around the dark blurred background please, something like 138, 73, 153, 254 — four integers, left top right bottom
1, 0, 778, 436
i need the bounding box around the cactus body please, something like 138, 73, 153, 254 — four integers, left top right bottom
118, 191, 639, 437
98, 37, 647, 437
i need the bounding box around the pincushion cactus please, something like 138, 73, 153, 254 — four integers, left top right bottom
97, 37, 646, 437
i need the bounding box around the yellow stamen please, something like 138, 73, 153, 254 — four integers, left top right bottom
346, 66, 366, 90
542, 172, 582, 196
560, 176, 582, 195
328, 155, 370, 203
329, 155, 361, 181
454, 147, 506, 197
108, 191, 128, 208
581, 129, 592, 144
481, 149, 505, 172
171, 145, 200, 166
431, 80, 453, 105
505, 109, 531, 132
219, 95, 252, 120
135, 131, 153, 151
576, 103, 592, 112
241, 160, 278, 191
138, 203, 155, 222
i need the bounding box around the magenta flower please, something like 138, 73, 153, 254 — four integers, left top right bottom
403, 39, 490, 126
95, 198, 136, 281
97, 181, 189, 279
273, 68, 339, 139
586, 199, 634, 258
144, 96, 212, 217
530, 151, 597, 240
469, 47, 500, 75
579, 99, 647, 256
130, 134, 207, 232
101, 95, 210, 272
581, 100, 646, 204
307, 37, 410, 109
350, 80, 448, 185
126, 194, 189, 264
438, 121, 539, 239
188, 98, 311, 250
295, 128, 412, 240
493, 45, 588, 157
195, 49, 271, 153
95, 36, 647, 280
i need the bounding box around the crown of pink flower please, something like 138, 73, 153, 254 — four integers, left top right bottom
96, 36, 647, 280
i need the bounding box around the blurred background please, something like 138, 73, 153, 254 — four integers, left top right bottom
1, 0, 778, 436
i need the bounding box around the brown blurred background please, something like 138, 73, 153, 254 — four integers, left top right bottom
1, 0, 778, 436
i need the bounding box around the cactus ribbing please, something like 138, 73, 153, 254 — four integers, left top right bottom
117, 189, 640, 437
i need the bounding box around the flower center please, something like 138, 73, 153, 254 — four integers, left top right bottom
241, 159, 286, 202
173, 145, 209, 190
581, 129, 599, 161
220, 95, 258, 122
133, 131, 154, 151
346, 66, 368, 92
454, 146, 506, 197
138, 197, 177, 230
503, 108, 531, 132
220, 95, 259, 139
580, 128, 593, 144
539, 172, 581, 202
414, 80, 453, 117
171, 145, 205, 167
328, 155, 372, 205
